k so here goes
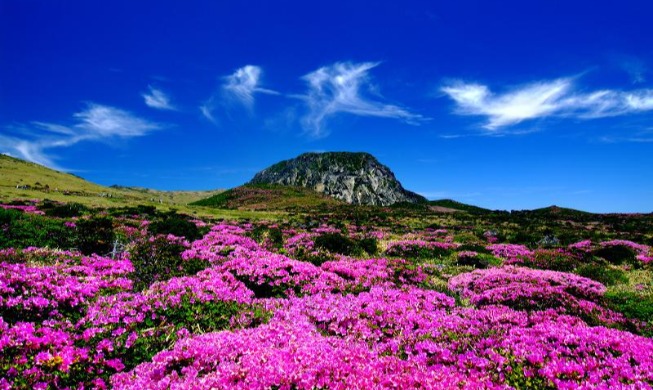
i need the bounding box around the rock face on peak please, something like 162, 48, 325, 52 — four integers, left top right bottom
248, 152, 426, 206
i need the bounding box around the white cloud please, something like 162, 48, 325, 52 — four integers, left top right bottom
201, 65, 278, 124
73, 104, 159, 137
299, 61, 424, 137
199, 102, 218, 125
442, 79, 571, 129
442, 77, 653, 130
11, 138, 56, 168
142, 86, 176, 110
223, 65, 278, 107
0, 104, 159, 169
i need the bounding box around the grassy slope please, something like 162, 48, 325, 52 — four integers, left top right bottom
192, 184, 344, 211
0, 155, 283, 220
526, 205, 593, 217
428, 199, 492, 214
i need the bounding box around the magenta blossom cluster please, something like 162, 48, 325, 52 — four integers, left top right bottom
111, 317, 501, 390
321, 256, 427, 290
0, 203, 44, 215
1, 250, 133, 322
5, 220, 653, 389
568, 239, 593, 252
448, 266, 627, 327
114, 285, 653, 389
181, 226, 260, 264
83, 267, 254, 328
282, 231, 319, 258
183, 224, 428, 297
487, 243, 533, 264
0, 318, 123, 390
219, 249, 346, 296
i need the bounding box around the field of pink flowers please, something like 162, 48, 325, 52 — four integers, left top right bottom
1, 202, 653, 389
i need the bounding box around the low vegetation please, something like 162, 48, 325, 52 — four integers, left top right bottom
1, 157, 652, 389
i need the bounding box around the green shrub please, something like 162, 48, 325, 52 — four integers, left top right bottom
453, 232, 482, 245
456, 243, 491, 254
247, 226, 284, 249
129, 235, 208, 291
314, 233, 361, 257
457, 253, 501, 268
522, 249, 578, 272
75, 217, 115, 256
42, 201, 89, 218
358, 237, 379, 255
605, 291, 653, 337
0, 208, 74, 250
109, 205, 158, 218
148, 212, 202, 241
576, 264, 628, 286
385, 243, 453, 260
593, 245, 636, 265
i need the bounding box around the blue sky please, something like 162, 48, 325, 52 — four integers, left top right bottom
1, 0, 652, 212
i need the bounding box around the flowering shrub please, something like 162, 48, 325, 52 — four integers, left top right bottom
448, 266, 627, 327
80, 266, 265, 372
321, 256, 426, 291
282, 231, 321, 261
0, 319, 122, 389
0, 203, 44, 214
182, 225, 261, 264
487, 244, 533, 264
219, 250, 345, 297
0, 250, 134, 388
1, 250, 133, 323
3, 210, 653, 389
111, 318, 498, 390
568, 239, 593, 252
113, 291, 653, 390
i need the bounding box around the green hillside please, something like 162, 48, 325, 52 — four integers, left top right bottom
0, 155, 223, 210
515, 205, 594, 219
428, 199, 493, 214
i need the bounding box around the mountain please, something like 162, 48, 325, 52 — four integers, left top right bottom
247, 152, 426, 206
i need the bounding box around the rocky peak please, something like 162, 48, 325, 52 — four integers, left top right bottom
248, 152, 425, 206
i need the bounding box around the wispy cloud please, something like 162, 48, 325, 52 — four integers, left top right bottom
199, 102, 219, 125
441, 79, 572, 129
599, 128, 653, 143
299, 61, 424, 137
142, 86, 176, 110
441, 77, 653, 130
0, 104, 160, 169
201, 65, 278, 124
223, 65, 279, 107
